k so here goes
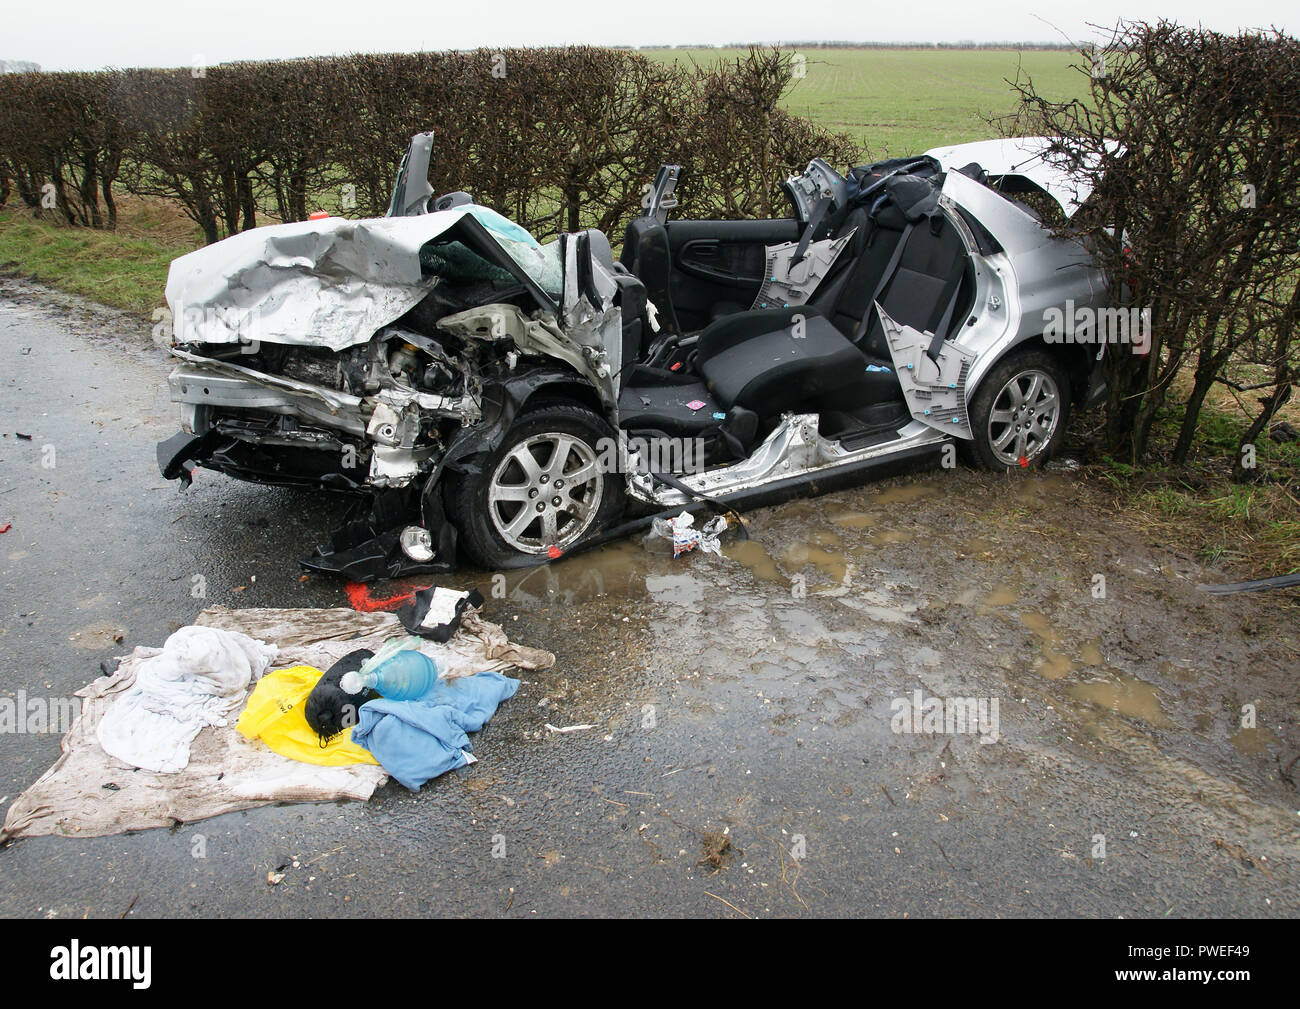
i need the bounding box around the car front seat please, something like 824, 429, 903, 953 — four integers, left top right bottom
695, 305, 900, 416
621, 216, 681, 335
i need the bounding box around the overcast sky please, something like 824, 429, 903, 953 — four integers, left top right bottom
4, 1, 1294, 71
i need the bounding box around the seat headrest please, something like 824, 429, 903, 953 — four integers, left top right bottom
883, 174, 940, 223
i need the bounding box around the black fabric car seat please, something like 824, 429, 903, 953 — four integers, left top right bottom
621, 168, 970, 426
621, 217, 681, 334
814, 175, 970, 359
853, 217, 969, 360
688, 203, 969, 419
617, 368, 721, 434
694, 305, 900, 416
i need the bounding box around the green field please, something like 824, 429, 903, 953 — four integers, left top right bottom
642, 47, 1085, 156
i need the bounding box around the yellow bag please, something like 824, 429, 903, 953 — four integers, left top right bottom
237, 665, 379, 767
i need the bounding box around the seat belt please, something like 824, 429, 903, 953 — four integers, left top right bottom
790, 196, 831, 267
852, 221, 914, 346
926, 277, 965, 361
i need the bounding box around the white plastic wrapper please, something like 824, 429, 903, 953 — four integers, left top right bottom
650, 510, 728, 558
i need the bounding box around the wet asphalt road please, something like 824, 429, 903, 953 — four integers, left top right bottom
1, 278, 1297, 918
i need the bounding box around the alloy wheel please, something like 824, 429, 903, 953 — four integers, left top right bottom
986, 369, 1062, 467
487, 431, 604, 553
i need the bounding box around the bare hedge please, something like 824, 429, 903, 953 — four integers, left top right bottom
0, 47, 861, 245
1004, 21, 1300, 474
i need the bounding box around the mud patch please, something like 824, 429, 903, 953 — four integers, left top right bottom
67, 620, 125, 650
1068, 674, 1172, 728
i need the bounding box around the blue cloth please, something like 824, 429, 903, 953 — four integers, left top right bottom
350, 671, 520, 790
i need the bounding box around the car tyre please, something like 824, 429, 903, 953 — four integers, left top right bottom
448, 402, 625, 569
963, 350, 1071, 471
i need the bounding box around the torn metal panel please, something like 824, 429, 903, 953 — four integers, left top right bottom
925, 137, 1119, 219
626, 412, 946, 508
436, 303, 618, 407
169, 351, 368, 436
365, 400, 433, 487
559, 231, 624, 397
388, 131, 436, 217
165, 206, 559, 353
167, 213, 460, 352
783, 157, 850, 222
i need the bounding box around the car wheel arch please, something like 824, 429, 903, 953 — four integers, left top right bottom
418, 369, 613, 534
996, 334, 1096, 407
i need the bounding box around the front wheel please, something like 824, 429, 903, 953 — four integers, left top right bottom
448, 403, 626, 568
964, 351, 1071, 471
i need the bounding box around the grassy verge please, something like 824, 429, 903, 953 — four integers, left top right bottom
0, 208, 173, 317
1087, 400, 1300, 578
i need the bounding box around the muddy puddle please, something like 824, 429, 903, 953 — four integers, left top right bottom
1068, 674, 1172, 728
472, 464, 1293, 841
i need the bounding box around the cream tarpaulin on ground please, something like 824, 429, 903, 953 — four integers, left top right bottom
1, 605, 553, 841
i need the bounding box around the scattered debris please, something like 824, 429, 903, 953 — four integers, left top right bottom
650, 510, 728, 558
396, 585, 484, 641
2, 605, 552, 840
697, 829, 739, 875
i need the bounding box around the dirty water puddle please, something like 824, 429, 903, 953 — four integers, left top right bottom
1067, 673, 1173, 728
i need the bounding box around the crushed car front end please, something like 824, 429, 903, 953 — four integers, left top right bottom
157, 141, 633, 579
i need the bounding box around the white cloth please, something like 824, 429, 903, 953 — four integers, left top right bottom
96, 625, 277, 773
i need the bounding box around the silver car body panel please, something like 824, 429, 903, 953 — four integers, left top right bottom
627, 413, 945, 508
164, 204, 565, 352
924, 136, 1115, 219
936, 168, 1107, 397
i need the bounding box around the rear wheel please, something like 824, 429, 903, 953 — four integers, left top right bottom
965, 351, 1071, 470
449, 403, 625, 568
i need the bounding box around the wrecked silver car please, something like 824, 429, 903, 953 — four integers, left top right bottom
158, 133, 1113, 578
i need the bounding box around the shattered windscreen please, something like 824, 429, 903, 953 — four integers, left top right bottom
463, 206, 563, 301
416, 205, 563, 303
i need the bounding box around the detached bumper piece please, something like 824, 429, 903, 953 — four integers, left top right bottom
299, 490, 459, 582
157, 430, 221, 487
